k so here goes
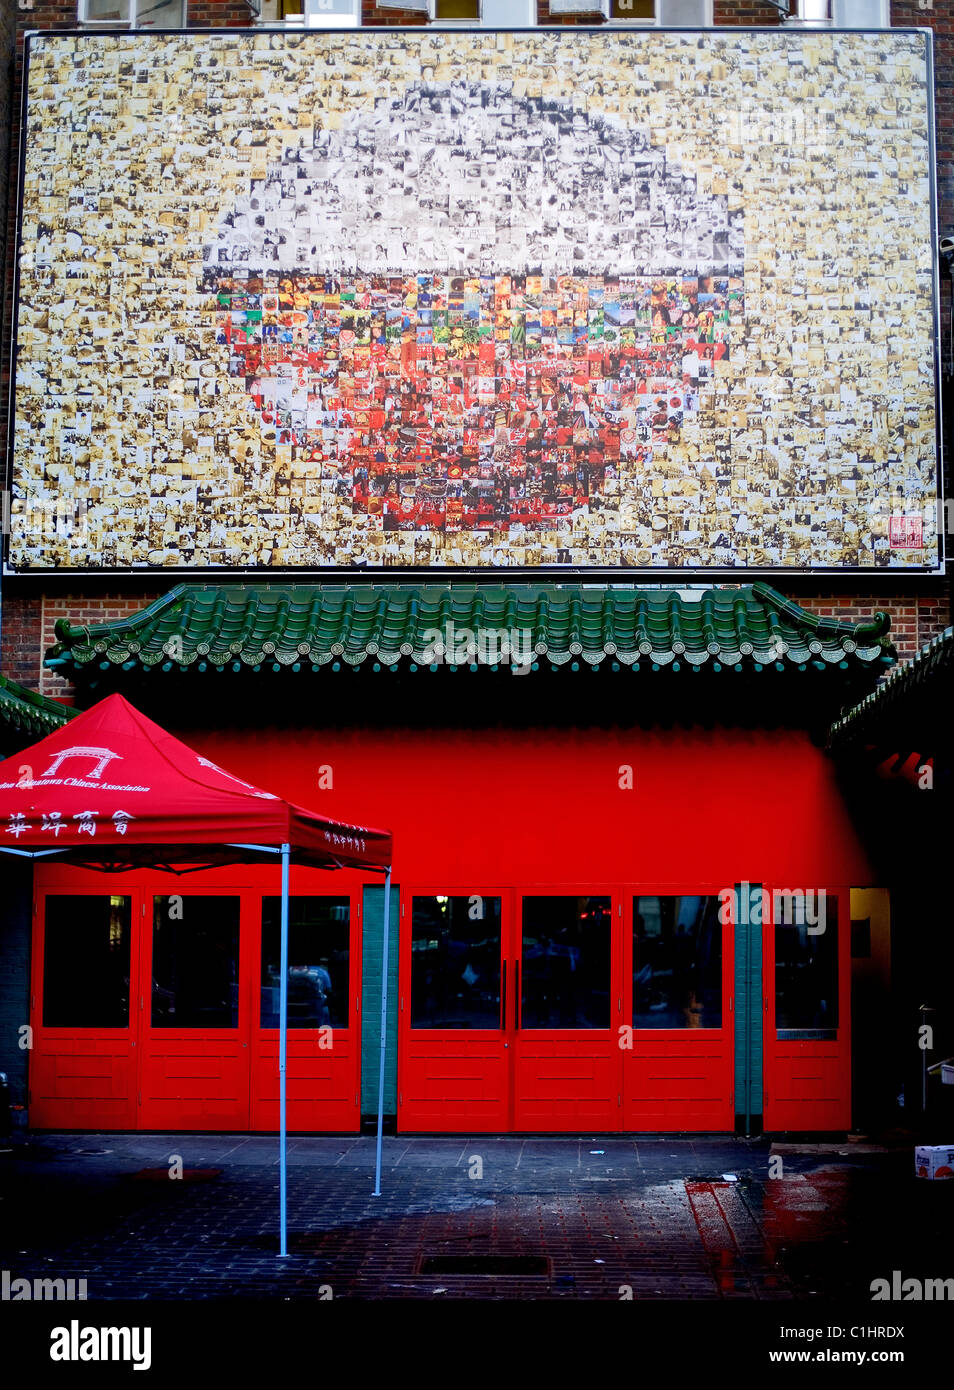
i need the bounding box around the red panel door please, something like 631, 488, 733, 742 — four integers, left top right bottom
249, 889, 361, 1132
512, 892, 622, 1132
30, 888, 140, 1130
399, 888, 511, 1132
763, 887, 850, 1130
622, 890, 735, 1131
136, 891, 251, 1130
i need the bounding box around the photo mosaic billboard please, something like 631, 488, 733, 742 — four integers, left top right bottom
8, 28, 940, 571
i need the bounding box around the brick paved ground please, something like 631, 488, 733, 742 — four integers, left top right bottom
1, 1133, 952, 1301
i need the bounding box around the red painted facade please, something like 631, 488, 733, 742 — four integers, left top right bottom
30, 723, 866, 1132
193, 724, 873, 886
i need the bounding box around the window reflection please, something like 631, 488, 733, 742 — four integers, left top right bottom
43, 895, 131, 1028
633, 896, 722, 1029
411, 895, 501, 1029
151, 896, 240, 1028
775, 893, 838, 1036
261, 897, 350, 1029
521, 896, 611, 1030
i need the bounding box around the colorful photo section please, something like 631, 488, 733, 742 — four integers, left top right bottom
210, 269, 739, 536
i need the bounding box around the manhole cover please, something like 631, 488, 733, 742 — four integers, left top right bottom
417, 1255, 550, 1276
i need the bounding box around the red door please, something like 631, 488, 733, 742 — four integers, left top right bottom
137, 890, 251, 1130
249, 888, 361, 1132
622, 889, 735, 1131
31, 873, 363, 1133
763, 886, 851, 1130
399, 888, 511, 1132
399, 888, 625, 1133
511, 891, 622, 1132
30, 887, 140, 1130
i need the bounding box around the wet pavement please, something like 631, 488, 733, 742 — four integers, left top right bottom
1, 1132, 952, 1301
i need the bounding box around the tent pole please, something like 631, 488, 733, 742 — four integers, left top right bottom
278, 842, 291, 1257
372, 867, 392, 1197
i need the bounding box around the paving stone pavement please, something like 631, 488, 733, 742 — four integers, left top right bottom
1, 1133, 952, 1301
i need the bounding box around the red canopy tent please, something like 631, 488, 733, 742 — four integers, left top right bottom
0, 693, 394, 1251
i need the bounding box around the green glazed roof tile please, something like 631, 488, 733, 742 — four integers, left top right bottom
0, 675, 78, 743
829, 624, 953, 749
47, 582, 893, 684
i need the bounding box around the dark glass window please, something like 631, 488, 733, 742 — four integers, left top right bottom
521, 896, 611, 1030
434, 0, 481, 17
411, 895, 502, 1029
43, 895, 131, 1028
611, 0, 656, 17
775, 892, 839, 1037
151, 896, 240, 1028
633, 895, 723, 1029
261, 896, 350, 1029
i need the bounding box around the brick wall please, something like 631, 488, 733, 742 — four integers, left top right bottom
40, 592, 164, 696
796, 587, 952, 659
0, 590, 165, 695
714, 2, 789, 22
188, 1, 256, 22
893, 2, 953, 248
1, 593, 41, 687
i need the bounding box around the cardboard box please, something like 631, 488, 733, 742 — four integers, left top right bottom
915, 1145, 954, 1180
